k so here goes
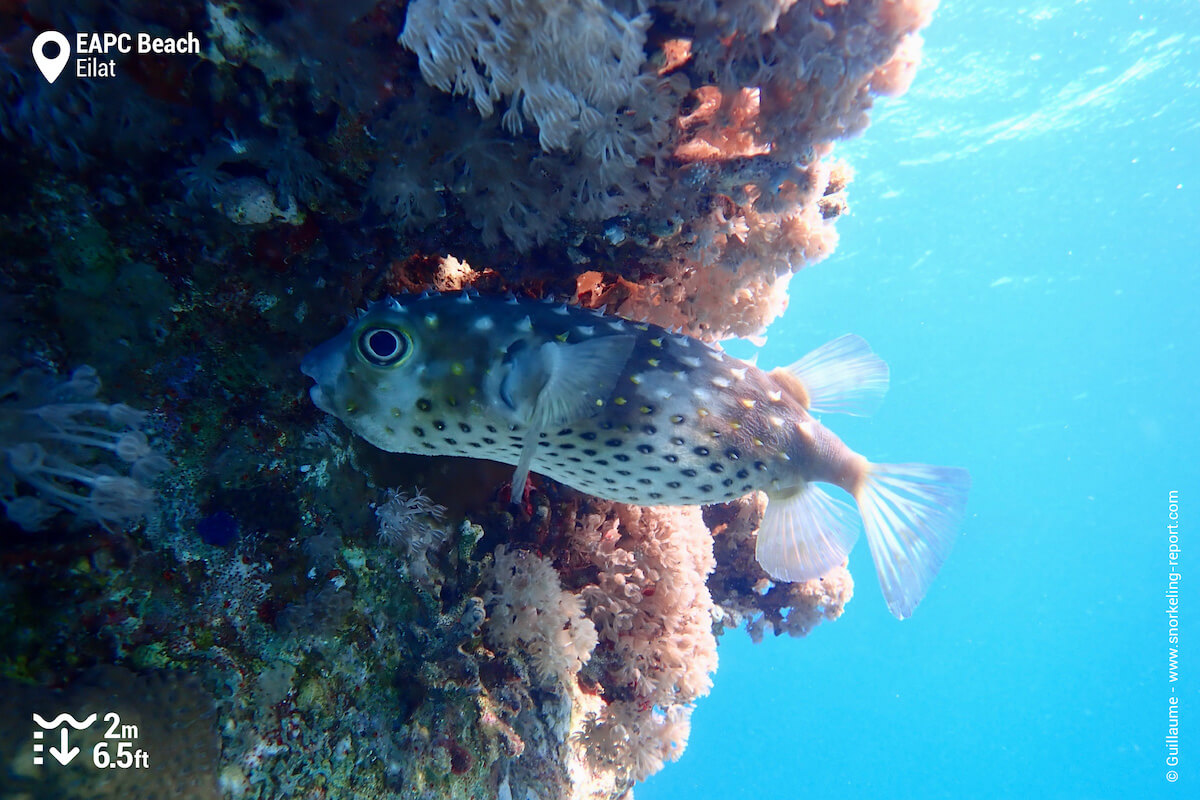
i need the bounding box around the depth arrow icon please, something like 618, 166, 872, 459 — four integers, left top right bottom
48, 728, 78, 765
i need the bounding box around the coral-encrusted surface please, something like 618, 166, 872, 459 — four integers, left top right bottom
0, 0, 935, 797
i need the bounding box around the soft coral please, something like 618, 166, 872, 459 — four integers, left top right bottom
0, 365, 170, 531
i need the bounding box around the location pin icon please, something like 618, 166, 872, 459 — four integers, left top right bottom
32, 31, 70, 84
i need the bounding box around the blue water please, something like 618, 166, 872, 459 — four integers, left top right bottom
643, 1, 1198, 797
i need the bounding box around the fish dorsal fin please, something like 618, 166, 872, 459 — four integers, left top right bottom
501, 335, 635, 497
772, 334, 889, 416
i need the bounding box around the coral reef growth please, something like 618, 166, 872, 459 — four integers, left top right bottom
0, 0, 933, 797
1, 365, 170, 531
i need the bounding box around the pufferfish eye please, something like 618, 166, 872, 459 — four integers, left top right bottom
357, 327, 410, 366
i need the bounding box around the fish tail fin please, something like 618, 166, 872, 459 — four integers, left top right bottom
854, 462, 971, 619
756, 484, 861, 583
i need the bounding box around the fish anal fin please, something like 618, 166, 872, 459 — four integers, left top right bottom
755, 484, 861, 583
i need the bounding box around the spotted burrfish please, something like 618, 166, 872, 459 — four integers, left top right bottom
302, 292, 970, 618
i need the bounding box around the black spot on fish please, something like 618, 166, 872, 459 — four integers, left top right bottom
557, 428, 574, 436
416, 398, 432, 412
722, 478, 734, 487
667, 481, 681, 489
670, 414, 685, 424
736, 469, 749, 479
583, 449, 597, 457
643, 465, 661, 472
638, 478, 652, 485
537, 441, 550, 447
642, 425, 657, 435
433, 420, 446, 431
725, 448, 740, 461
699, 484, 713, 492
483, 437, 496, 445
603, 477, 616, 485
664, 454, 678, 463
709, 463, 724, 473
616, 469, 631, 476
754, 461, 767, 471
580, 432, 597, 441
412, 427, 425, 437
486, 425, 497, 433
694, 446, 710, 457
637, 444, 654, 454
560, 443, 576, 450
741, 484, 753, 491
444, 438, 457, 445
670, 436, 685, 446
605, 438, 623, 448
568, 456, 582, 463
421, 442, 435, 449
649, 492, 663, 500
681, 468, 697, 478
614, 454, 630, 462
596, 459, 609, 466
459, 423, 472, 433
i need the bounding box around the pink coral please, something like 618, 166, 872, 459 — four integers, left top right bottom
565, 501, 718, 783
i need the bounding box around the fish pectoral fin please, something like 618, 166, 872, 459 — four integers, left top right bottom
522, 334, 636, 429
855, 462, 970, 619
509, 432, 540, 505
755, 484, 861, 583
772, 334, 890, 416
503, 335, 635, 499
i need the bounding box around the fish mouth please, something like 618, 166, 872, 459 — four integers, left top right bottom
308, 384, 333, 414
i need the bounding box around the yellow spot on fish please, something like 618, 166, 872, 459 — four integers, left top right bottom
635, 323, 649, 331
647, 358, 660, 367
753, 438, 764, 447
345, 402, 357, 413
391, 407, 401, 417
640, 406, 652, 414
630, 375, 642, 385
739, 398, 756, 409
556, 332, 569, 342
447, 397, 458, 407
596, 398, 605, 407
770, 416, 784, 427
730, 422, 742, 430
614, 397, 627, 405
712, 377, 731, 389
730, 367, 747, 381
767, 390, 783, 402
698, 408, 710, 418
425, 313, 438, 328
650, 338, 663, 347
451, 362, 465, 376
